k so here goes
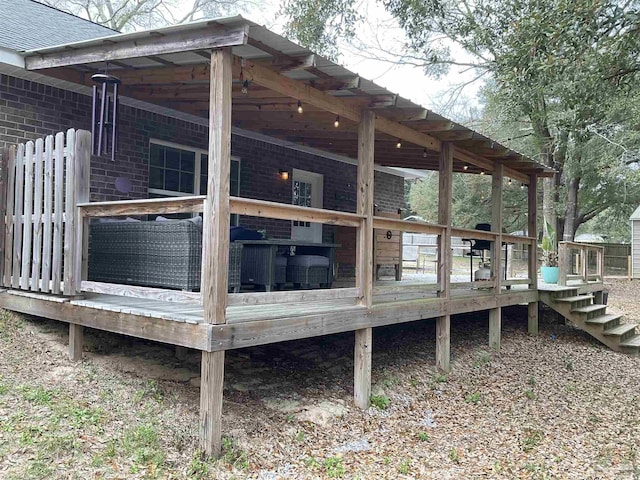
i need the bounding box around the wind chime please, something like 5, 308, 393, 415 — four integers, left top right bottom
91, 66, 121, 161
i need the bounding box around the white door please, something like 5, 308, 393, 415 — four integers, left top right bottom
291, 169, 323, 242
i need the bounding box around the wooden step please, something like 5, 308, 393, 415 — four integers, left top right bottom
603, 323, 637, 337
619, 335, 640, 348
555, 295, 594, 303
572, 304, 607, 314
585, 313, 623, 326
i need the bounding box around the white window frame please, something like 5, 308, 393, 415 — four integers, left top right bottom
148, 139, 241, 222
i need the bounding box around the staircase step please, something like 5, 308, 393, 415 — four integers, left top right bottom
585, 313, 623, 326
572, 304, 607, 314
619, 335, 640, 348
603, 323, 637, 337
555, 295, 594, 303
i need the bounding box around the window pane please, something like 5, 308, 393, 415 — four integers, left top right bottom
149, 167, 164, 189
150, 144, 164, 167
230, 160, 239, 196
200, 175, 207, 195
201, 154, 208, 175
165, 147, 180, 170
180, 151, 195, 172
165, 169, 179, 191
180, 172, 194, 193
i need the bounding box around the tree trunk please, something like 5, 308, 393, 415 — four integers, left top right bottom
563, 177, 580, 241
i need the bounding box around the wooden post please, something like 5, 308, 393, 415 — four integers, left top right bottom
528, 301, 538, 335
527, 174, 538, 334
199, 47, 232, 458
436, 314, 451, 373
558, 243, 567, 286
491, 164, 503, 291
354, 328, 372, 409
73, 130, 91, 294
0, 148, 9, 287
202, 47, 232, 323
354, 110, 375, 409
68, 323, 83, 361
489, 308, 501, 350
200, 350, 225, 457
3, 146, 16, 288
489, 164, 503, 350
436, 142, 453, 372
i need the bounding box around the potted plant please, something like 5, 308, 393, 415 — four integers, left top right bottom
540, 220, 559, 284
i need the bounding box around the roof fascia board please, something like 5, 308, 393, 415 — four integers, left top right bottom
0, 47, 25, 68
24, 24, 249, 70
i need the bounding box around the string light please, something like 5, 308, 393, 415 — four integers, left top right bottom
508, 178, 512, 185
297, 100, 303, 114
396, 139, 402, 148
334, 116, 340, 128
463, 165, 469, 170
423, 148, 428, 158
480, 171, 485, 175
241, 79, 249, 94
520, 183, 526, 189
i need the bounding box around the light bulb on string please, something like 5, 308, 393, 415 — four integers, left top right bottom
334, 116, 340, 128
297, 100, 303, 114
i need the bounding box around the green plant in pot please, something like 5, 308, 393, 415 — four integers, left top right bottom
540, 220, 559, 284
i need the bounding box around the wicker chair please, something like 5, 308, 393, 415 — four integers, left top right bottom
88, 220, 242, 292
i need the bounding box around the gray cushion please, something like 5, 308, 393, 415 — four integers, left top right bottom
287, 255, 330, 268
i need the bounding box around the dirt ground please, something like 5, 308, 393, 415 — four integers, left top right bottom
1, 279, 640, 479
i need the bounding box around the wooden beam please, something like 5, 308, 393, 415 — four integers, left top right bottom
356, 110, 375, 307
202, 48, 232, 325
436, 315, 450, 373
79, 195, 205, 218
0, 147, 8, 287
200, 350, 225, 457
528, 302, 539, 335
25, 25, 249, 70
437, 142, 453, 373
528, 174, 538, 290
491, 163, 504, 291
438, 142, 453, 300
354, 327, 372, 409
69, 323, 83, 361
489, 307, 501, 350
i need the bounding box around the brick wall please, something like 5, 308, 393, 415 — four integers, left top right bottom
0, 73, 405, 274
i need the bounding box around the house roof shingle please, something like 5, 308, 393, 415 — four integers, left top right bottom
0, 0, 116, 51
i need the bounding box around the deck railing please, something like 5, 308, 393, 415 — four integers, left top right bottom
558, 241, 605, 286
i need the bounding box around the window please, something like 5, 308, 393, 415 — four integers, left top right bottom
149, 140, 240, 223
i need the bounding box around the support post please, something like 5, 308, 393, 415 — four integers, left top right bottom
73, 130, 91, 294
528, 301, 539, 335
175, 345, 188, 361
527, 174, 539, 335
489, 308, 501, 350
0, 148, 8, 286
436, 315, 451, 373
436, 142, 453, 372
202, 47, 232, 324
200, 47, 231, 458
68, 323, 83, 361
354, 110, 375, 409
200, 351, 225, 457
491, 164, 503, 291
354, 328, 372, 409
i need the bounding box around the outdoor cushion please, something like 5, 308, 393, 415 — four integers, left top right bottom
230, 226, 262, 242
287, 255, 330, 268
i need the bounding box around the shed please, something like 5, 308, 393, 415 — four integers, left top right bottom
630, 206, 640, 278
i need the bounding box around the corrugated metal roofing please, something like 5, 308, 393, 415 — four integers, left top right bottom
0, 0, 116, 51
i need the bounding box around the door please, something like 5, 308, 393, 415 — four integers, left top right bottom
291, 169, 323, 242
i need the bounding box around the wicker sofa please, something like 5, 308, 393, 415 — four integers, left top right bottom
88, 220, 242, 292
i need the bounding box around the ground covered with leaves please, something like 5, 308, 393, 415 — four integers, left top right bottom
1, 280, 640, 479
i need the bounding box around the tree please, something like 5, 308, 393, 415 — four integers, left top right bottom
283, 0, 640, 241
41, 0, 256, 32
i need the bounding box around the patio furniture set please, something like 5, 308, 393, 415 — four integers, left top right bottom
87, 219, 337, 292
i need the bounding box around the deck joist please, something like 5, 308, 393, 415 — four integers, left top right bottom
0, 287, 538, 352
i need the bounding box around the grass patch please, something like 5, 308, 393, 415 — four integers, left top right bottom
465, 392, 481, 404
398, 458, 411, 474
524, 389, 536, 400
418, 431, 430, 442
20, 385, 56, 406
474, 351, 491, 366
121, 423, 165, 470
324, 456, 345, 478
220, 436, 249, 470
449, 448, 460, 463
522, 428, 544, 452
370, 394, 390, 410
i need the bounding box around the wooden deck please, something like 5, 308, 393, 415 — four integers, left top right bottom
0, 283, 538, 352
